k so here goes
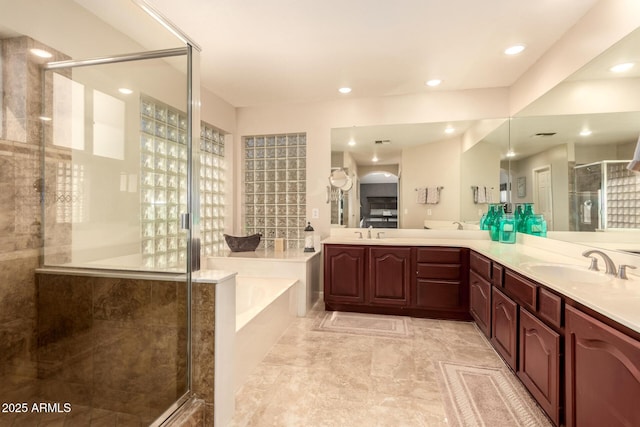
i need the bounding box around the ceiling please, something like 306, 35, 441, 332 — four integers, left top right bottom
142, 0, 599, 107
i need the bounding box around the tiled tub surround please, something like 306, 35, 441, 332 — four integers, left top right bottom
234, 277, 298, 392
207, 248, 322, 317
34, 270, 189, 425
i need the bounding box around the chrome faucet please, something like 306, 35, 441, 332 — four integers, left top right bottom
377, 231, 385, 239
582, 250, 617, 275
367, 225, 373, 239
453, 221, 463, 230
354, 231, 363, 239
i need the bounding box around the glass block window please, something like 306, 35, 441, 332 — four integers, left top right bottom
243, 133, 307, 249
55, 162, 85, 224
200, 124, 226, 255
140, 95, 226, 269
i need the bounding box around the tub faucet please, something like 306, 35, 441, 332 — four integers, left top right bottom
453, 221, 463, 230
367, 225, 373, 239
582, 250, 616, 275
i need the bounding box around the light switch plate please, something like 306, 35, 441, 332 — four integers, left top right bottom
312, 208, 319, 219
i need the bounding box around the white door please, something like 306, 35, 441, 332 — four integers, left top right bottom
533, 166, 553, 230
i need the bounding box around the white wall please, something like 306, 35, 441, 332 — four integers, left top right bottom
235, 88, 509, 238
460, 141, 501, 221
400, 138, 461, 228
510, 0, 640, 115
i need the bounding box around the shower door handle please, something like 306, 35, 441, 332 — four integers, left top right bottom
180, 213, 190, 230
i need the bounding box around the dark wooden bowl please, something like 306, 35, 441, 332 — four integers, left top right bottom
223, 233, 261, 252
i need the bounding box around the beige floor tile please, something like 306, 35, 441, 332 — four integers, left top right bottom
231, 307, 552, 427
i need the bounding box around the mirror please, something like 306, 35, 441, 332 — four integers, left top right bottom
330, 26, 640, 255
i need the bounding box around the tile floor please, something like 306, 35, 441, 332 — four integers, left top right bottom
229, 303, 553, 427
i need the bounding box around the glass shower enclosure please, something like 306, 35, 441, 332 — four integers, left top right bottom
0, 1, 201, 425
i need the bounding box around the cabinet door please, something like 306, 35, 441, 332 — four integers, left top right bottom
368, 246, 411, 306
469, 270, 491, 338
565, 305, 640, 427
518, 309, 561, 426
324, 245, 366, 304
491, 287, 518, 370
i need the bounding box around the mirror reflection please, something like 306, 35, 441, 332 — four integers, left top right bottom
330, 26, 640, 254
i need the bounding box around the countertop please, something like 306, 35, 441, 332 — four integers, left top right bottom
322, 234, 640, 334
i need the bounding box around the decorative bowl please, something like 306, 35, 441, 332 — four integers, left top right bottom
223, 233, 261, 252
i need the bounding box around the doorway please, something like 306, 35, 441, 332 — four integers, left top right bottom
533, 165, 553, 230
359, 172, 399, 228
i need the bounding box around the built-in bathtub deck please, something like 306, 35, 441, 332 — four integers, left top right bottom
207, 248, 322, 317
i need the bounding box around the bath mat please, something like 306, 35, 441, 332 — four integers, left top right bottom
437, 362, 552, 427
312, 311, 413, 338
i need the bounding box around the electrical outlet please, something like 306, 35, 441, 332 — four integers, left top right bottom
312, 208, 319, 219
427, 209, 432, 216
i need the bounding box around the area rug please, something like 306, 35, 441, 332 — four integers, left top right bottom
312, 311, 413, 338
437, 362, 552, 427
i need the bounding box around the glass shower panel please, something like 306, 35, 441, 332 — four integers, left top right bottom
40, 51, 191, 425
42, 55, 189, 272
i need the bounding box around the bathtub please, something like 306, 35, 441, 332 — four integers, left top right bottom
234, 276, 298, 391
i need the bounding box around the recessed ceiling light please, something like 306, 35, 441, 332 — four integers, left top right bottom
445, 127, 455, 134
347, 139, 356, 146
338, 87, 352, 94
372, 155, 379, 162
425, 79, 442, 87
384, 173, 391, 177
39, 116, 52, 121
504, 44, 526, 55
118, 88, 133, 95
609, 62, 634, 73
580, 129, 592, 136
30, 48, 52, 58
506, 149, 516, 158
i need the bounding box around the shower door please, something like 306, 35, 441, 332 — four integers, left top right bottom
40, 47, 198, 425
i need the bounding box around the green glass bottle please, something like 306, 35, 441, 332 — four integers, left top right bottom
519, 203, 534, 233
489, 205, 503, 241
499, 214, 517, 244
525, 214, 547, 237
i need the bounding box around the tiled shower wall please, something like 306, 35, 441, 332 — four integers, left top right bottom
35, 273, 188, 424
0, 36, 68, 401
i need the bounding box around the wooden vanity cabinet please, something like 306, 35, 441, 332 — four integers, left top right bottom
323, 245, 366, 306
469, 252, 492, 338
565, 305, 640, 427
368, 246, 411, 306
324, 244, 468, 318
491, 286, 519, 370
518, 308, 561, 426
412, 247, 470, 319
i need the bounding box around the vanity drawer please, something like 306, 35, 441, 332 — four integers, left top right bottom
416, 247, 462, 264
538, 287, 563, 329
504, 270, 538, 312
492, 264, 504, 287
470, 251, 492, 281
416, 263, 461, 280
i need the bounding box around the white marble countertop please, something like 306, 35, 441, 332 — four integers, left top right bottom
210, 248, 321, 262
322, 233, 640, 334
192, 269, 237, 284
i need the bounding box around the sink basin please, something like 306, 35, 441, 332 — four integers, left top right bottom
522, 262, 613, 285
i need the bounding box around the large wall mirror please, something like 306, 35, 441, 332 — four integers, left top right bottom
330, 26, 640, 255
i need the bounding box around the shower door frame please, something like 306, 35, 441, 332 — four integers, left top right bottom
42, 44, 201, 426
